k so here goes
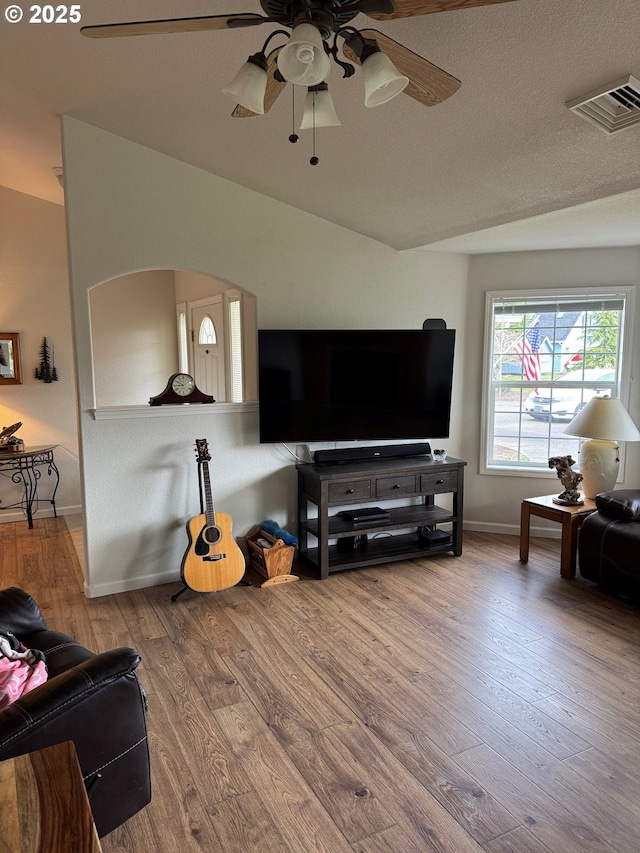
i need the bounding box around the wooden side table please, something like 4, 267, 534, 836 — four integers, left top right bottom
520, 494, 597, 579
0, 741, 101, 852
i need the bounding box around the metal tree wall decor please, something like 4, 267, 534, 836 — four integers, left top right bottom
35, 337, 59, 383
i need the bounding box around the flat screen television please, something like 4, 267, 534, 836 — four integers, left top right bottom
258, 329, 455, 443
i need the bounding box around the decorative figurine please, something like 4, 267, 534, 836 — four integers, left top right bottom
0, 422, 24, 453
548, 455, 584, 505
35, 337, 58, 383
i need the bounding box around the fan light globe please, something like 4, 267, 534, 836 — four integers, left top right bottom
277, 23, 330, 86
362, 51, 409, 107
300, 86, 341, 129
223, 58, 267, 114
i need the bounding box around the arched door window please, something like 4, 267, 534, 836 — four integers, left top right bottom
199, 315, 217, 345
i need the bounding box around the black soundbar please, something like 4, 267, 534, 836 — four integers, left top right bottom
313, 442, 431, 464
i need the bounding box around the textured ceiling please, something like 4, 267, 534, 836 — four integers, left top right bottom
1, 0, 639, 250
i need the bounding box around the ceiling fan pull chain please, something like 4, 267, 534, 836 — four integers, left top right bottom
310, 93, 319, 165
289, 84, 299, 143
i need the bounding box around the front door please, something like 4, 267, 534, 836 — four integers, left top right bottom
191, 298, 226, 401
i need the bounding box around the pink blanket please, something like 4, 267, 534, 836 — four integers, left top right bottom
0, 630, 48, 709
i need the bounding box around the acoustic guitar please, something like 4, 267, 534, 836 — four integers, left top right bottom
181, 439, 246, 592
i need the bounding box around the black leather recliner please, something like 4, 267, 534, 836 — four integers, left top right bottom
0, 587, 151, 837
578, 490, 640, 597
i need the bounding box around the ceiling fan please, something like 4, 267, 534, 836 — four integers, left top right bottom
81, 1, 519, 160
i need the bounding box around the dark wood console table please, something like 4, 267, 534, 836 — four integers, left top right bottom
0, 445, 59, 529
297, 455, 466, 579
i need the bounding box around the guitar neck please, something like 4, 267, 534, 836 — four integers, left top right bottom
201, 461, 216, 527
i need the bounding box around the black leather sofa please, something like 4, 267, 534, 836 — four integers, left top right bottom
578, 490, 640, 597
0, 587, 151, 837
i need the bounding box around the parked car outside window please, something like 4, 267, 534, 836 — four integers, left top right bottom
524, 368, 616, 421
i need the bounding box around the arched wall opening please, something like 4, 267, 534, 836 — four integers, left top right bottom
88, 269, 257, 407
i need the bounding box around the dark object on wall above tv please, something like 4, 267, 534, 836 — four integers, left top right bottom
258, 329, 455, 444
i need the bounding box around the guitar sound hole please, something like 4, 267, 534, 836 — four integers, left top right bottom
204, 526, 222, 545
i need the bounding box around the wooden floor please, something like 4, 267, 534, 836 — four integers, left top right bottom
1, 516, 639, 853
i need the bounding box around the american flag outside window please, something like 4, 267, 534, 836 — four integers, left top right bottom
514, 319, 542, 381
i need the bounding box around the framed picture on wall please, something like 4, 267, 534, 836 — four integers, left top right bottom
0, 333, 23, 385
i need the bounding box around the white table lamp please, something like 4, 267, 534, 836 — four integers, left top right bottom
564, 397, 640, 498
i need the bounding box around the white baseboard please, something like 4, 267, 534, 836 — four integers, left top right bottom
2, 514, 559, 598
84, 569, 181, 599
82, 521, 562, 598
463, 520, 562, 539
0, 505, 83, 524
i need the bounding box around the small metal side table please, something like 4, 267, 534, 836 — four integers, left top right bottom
0, 444, 60, 529
520, 493, 597, 579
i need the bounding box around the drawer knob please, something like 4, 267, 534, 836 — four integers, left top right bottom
346, 488, 354, 494
436, 479, 444, 484
393, 483, 401, 489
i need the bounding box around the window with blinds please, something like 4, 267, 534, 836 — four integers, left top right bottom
228, 297, 243, 403
177, 308, 189, 374
482, 288, 632, 473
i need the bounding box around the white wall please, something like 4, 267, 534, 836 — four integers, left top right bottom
0, 187, 81, 519
90, 269, 177, 407
174, 270, 232, 303
462, 248, 640, 532
62, 118, 469, 597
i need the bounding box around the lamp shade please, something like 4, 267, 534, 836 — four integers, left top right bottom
564, 396, 640, 442
222, 56, 268, 114
277, 23, 330, 86
362, 50, 409, 107
300, 84, 341, 129
564, 396, 640, 498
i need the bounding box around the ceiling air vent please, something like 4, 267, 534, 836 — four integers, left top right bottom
566, 75, 640, 134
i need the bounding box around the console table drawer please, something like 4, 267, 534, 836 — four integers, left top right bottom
376, 474, 417, 498
420, 471, 458, 494
328, 480, 371, 503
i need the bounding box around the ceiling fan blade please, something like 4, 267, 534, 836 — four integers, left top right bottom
80, 13, 268, 39
343, 30, 461, 107
366, 0, 520, 21
232, 48, 287, 118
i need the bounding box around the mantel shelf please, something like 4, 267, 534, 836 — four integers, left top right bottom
91, 402, 258, 420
